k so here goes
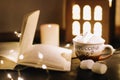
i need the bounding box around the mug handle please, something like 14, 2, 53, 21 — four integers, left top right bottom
99, 45, 115, 60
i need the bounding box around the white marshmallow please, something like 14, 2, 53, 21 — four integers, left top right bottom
81, 33, 93, 43
91, 62, 107, 74
80, 59, 94, 69
88, 35, 105, 44
73, 33, 105, 44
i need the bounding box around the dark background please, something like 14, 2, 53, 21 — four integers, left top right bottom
0, 0, 66, 43
0, 0, 120, 48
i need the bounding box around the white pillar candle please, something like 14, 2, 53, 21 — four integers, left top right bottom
40, 24, 59, 46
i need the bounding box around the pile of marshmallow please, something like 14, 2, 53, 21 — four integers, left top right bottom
73, 32, 105, 44
80, 59, 107, 74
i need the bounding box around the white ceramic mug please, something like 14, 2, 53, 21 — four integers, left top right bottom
73, 40, 115, 61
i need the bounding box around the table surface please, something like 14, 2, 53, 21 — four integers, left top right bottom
0, 51, 120, 80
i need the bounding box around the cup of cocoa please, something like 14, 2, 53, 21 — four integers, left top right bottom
73, 33, 115, 61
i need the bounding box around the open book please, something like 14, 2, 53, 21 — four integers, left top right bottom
0, 10, 72, 71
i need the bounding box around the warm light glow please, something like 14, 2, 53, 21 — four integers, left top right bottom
0, 60, 4, 64
19, 54, 24, 60
42, 64, 47, 69
48, 24, 52, 28
14, 31, 21, 38
38, 52, 44, 59
72, 21, 80, 35
83, 5, 91, 20
14, 31, 17, 34
65, 43, 71, 48
94, 6, 102, 21
108, 0, 112, 7
94, 22, 102, 37
9, 49, 15, 53
18, 77, 24, 80
83, 21, 91, 34
72, 4, 80, 20
7, 73, 12, 79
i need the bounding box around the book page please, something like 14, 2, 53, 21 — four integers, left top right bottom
0, 56, 17, 69
0, 10, 40, 69
19, 10, 40, 54
18, 44, 72, 71
0, 42, 19, 63
0, 42, 19, 69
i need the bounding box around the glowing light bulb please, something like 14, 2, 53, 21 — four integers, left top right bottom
7, 73, 12, 79
0, 60, 4, 64
42, 64, 47, 69
14, 31, 17, 34
18, 77, 24, 80
14, 31, 21, 38
38, 52, 44, 59
19, 55, 24, 60
48, 24, 52, 28
65, 43, 71, 48
17, 33, 22, 38
9, 49, 15, 53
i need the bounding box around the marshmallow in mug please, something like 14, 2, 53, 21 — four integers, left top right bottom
80, 60, 108, 74
73, 32, 105, 44
73, 32, 115, 61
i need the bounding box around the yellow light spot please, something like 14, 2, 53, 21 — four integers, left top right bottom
7, 73, 12, 79
42, 64, 47, 69
38, 52, 44, 59
19, 55, 24, 60
9, 49, 14, 53
0, 60, 4, 64
65, 43, 71, 48
48, 25, 52, 28
18, 77, 24, 80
